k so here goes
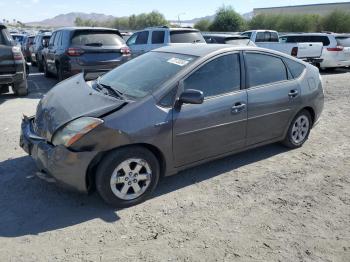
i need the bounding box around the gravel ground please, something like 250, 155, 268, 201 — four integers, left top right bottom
0, 67, 349, 262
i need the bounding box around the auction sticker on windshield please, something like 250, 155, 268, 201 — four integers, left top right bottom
167, 57, 190, 67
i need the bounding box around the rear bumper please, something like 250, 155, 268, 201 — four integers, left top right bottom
64, 55, 131, 79
301, 58, 323, 65
20, 116, 98, 193
0, 71, 25, 85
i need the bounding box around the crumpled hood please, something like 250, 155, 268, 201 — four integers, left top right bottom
34, 73, 126, 141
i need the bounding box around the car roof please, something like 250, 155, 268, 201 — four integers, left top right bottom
204, 33, 249, 39
281, 33, 334, 37
153, 44, 286, 58
55, 27, 121, 32
243, 30, 278, 33
144, 26, 199, 31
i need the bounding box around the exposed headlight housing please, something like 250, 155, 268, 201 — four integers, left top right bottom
52, 117, 103, 147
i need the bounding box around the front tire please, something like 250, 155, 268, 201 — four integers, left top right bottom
96, 146, 160, 208
282, 110, 312, 149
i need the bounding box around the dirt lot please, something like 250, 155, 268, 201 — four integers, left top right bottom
0, 67, 349, 262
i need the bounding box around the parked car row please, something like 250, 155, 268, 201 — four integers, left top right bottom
240, 30, 350, 69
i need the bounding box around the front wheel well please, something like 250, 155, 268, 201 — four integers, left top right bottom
86, 143, 166, 193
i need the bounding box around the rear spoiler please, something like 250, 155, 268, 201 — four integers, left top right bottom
83, 69, 111, 81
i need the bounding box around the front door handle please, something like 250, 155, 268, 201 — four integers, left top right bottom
288, 90, 299, 98
231, 102, 246, 114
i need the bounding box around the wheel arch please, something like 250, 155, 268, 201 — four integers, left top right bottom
86, 143, 166, 193
303, 106, 316, 127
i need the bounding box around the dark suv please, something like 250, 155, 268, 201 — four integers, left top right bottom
42, 27, 131, 81
30, 32, 52, 71
0, 23, 28, 96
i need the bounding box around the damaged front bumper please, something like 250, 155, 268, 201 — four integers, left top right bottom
20, 116, 98, 193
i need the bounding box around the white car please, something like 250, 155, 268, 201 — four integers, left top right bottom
241, 30, 324, 65
280, 33, 350, 69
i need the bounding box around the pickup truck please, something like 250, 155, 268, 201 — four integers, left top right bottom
241, 30, 323, 64
0, 23, 28, 96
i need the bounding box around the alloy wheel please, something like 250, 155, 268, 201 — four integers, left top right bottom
110, 158, 152, 200
291, 115, 310, 144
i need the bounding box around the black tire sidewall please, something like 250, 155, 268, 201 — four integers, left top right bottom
96, 147, 160, 208
44, 61, 50, 77
285, 110, 312, 148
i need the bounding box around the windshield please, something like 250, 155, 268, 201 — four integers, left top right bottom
12, 35, 24, 43
170, 31, 205, 43
99, 52, 197, 99
336, 37, 350, 47
71, 31, 125, 46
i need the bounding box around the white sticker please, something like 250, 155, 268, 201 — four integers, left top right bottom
167, 57, 190, 67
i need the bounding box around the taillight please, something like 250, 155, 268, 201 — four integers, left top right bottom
291, 47, 298, 57
67, 48, 85, 56
120, 46, 131, 56
327, 46, 344, 51
12, 46, 23, 60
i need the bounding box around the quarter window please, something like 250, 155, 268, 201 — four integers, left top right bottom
246, 53, 288, 87
184, 54, 241, 98
152, 31, 165, 44
284, 58, 306, 79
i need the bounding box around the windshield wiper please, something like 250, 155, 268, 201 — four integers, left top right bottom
95, 78, 126, 100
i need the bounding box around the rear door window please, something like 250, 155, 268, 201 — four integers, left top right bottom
151, 31, 165, 44
336, 37, 350, 47
246, 53, 288, 87
170, 31, 205, 43
184, 53, 241, 98
71, 31, 125, 46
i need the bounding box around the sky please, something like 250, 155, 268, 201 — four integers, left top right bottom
0, 0, 349, 22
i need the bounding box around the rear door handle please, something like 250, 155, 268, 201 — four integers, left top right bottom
231, 102, 246, 114
288, 90, 299, 98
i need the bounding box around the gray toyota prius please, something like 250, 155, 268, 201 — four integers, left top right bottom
20, 44, 324, 207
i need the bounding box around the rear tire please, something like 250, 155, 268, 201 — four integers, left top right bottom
96, 146, 160, 208
282, 110, 312, 149
56, 64, 63, 82
44, 60, 51, 77
13, 80, 28, 96
38, 58, 44, 72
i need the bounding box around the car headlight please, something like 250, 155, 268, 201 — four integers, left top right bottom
52, 117, 103, 147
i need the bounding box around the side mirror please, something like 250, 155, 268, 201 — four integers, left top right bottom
178, 89, 204, 105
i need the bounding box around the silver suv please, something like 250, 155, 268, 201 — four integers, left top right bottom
126, 26, 206, 56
